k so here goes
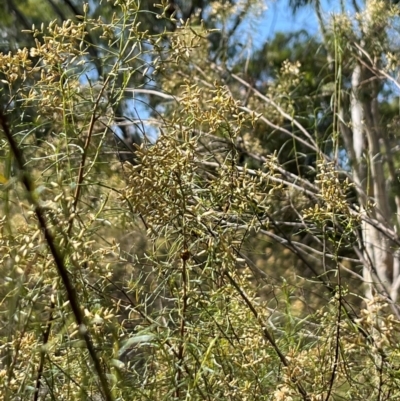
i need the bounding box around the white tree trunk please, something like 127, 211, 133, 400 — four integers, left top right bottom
350, 60, 395, 300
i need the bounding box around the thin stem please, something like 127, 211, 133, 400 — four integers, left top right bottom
0, 110, 114, 401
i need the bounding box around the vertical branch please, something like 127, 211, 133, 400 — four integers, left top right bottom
325, 215, 342, 401
0, 110, 114, 401
33, 300, 55, 401
350, 62, 375, 300
175, 252, 189, 398
350, 64, 365, 169
175, 166, 190, 398
67, 75, 111, 236
324, 273, 341, 401
362, 74, 393, 288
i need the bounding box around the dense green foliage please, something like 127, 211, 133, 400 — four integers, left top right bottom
2, 0, 400, 400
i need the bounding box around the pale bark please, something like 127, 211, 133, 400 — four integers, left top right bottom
350, 58, 396, 300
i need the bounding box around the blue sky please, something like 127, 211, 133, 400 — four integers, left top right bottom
251, 0, 359, 48
231, 0, 324, 61
262, 0, 319, 39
